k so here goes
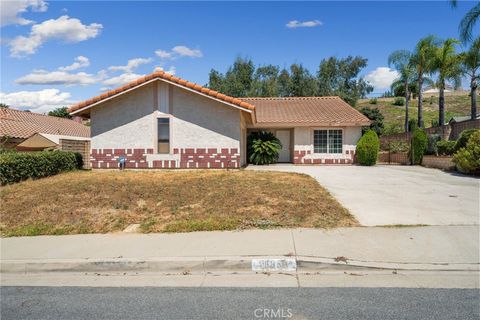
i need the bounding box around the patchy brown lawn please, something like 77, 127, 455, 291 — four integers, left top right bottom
0, 170, 357, 237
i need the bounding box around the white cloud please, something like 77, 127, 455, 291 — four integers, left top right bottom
0, 0, 48, 26
154, 66, 176, 75
286, 20, 322, 28
108, 57, 153, 73
155, 50, 172, 59
155, 45, 203, 60
364, 67, 400, 90
15, 70, 101, 86
0, 89, 73, 113
58, 55, 90, 71
8, 15, 102, 57
102, 73, 144, 87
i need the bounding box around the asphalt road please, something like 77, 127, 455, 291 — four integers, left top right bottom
1, 287, 479, 320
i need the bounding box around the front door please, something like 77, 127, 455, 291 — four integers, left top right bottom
276, 130, 291, 163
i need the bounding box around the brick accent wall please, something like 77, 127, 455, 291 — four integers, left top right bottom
90, 147, 239, 169
91, 148, 153, 169
293, 149, 355, 165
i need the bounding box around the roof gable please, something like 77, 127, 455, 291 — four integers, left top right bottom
68, 71, 255, 116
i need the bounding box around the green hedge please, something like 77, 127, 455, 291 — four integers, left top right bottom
356, 130, 380, 166
0, 151, 82, 185
410, 128, 428, 165
437, 140, 456, 155
453, 130, 480, 175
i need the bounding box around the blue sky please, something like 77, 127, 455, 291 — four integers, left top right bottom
0, 1, 477, 113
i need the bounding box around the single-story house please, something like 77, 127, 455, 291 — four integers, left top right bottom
68, 71, 370, 169
0, 108, 90, 151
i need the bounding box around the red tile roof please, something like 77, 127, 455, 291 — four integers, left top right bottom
0, 108, 90, 139
241, 97, 371, 125
68, 71, 256, 115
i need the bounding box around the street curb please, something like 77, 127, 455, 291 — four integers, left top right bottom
1, 255, 478, 274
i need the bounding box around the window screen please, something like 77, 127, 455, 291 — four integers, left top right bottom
314, 129, 342, 154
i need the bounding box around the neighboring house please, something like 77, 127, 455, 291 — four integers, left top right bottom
448, 113, 480, 124
0, 108, 90, 150
68, 71, 370, 169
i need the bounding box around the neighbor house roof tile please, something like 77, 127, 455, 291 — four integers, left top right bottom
0, 108, 90, 139
241, 96, 371, 125
68, 71, 256, 115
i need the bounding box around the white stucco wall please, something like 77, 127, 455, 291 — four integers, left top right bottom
90, 80, 243, 153
294, 126, 362, 159
91, 83, 154, 149
170, 86, 241, 149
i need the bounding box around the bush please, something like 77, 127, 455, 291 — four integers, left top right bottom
386, 140, 409, 153
392, 97, 405, 106
247, 131, 282, 165
408, 119, 418, 132
410, 128, 428, 164
453, 130, 480, 175
369, 98, 378, 105
454, 129, 479, 152
426, 134, 441, 155
360, 106, 384, 136
437, 140, 456, 155
356, 130, 380, 166
0, 151, 81, 185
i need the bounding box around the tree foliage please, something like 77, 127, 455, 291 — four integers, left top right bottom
453, 130, 480, 175
207, 56, 372, 106
48, 107, 72, 119
360, 107, 384, 136
0, 103, 9, 109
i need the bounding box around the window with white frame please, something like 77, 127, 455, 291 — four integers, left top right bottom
157, 118, 170, 154
314, 129, 343, 154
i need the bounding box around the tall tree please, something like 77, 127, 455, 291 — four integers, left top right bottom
431, 38, 462, 126
207, 57, 255, 97
317, 56, 373, 106
461, 37, 480, 119
277, 68, 292, 97
0, 103, 9, 109
207, 69, 225, 93
289, 64, 317, 96
251, 65, 279, 97
410, 35, 438, 128
48, 107, 72, 119
389, 50, 416, 132
451, 0, 480, 43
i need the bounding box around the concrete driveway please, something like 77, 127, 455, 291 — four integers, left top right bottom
248, 165, 479, 226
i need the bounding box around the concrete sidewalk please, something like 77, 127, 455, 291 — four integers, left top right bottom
1, 226, 479, 274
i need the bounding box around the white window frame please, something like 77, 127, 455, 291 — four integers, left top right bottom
312, 128, 344, 154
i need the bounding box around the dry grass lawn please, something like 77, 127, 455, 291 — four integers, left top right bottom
0, 170, 357, 237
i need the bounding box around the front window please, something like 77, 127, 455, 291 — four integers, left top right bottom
157, 118, 170, 153
314, 129, 342, 154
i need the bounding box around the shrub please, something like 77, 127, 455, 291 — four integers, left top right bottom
360, 106, 384, 136
356, 130, 380, 166
454, 129, 479, 152
437, 140, 456, 155
0, 151, 81, 185
386, 140, 409, 153
392, 97, 405, 106
453, 130, 480, 175
410, 128, 428, 164
426, 134, 441, 155
247, 131, 282, 165
408, 119, 418, 132
369, 98, 378, 105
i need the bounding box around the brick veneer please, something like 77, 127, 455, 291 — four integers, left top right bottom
90, 148, 240, 169
293, 149, 355, 165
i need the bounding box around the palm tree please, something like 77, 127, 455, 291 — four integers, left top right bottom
410, 36, 438, 128
461, 37, 480, 120
431, 38, 462, 126
451, 1, 480, 43
388, 50, 416, 132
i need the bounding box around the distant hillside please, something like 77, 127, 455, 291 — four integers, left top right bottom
356, 91, 475, 134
